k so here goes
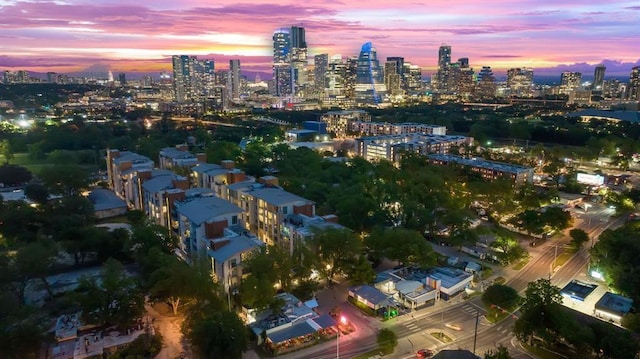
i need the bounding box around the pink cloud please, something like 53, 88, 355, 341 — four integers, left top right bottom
0, 0, 638, 75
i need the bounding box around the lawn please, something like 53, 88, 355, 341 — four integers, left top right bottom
553, 250, 573, 268
11, 152, 51, 174
430, 332, 453, 343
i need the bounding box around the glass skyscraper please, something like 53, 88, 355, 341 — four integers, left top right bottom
355, 42, 386, 104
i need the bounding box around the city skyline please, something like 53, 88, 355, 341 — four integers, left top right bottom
1, 1, 639, 76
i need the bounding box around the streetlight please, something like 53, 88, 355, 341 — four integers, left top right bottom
337, 315, 347, 359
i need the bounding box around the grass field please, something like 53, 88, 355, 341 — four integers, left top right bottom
11, 152, 52, 174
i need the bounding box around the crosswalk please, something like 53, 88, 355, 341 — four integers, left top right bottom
460, 304, 479, 315
404, 322, 419, 331
494, 324, 511, 335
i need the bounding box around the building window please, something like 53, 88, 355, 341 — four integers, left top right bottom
231, 215, 238, 225
230, 259, 237, 268
282, 206, 288, 215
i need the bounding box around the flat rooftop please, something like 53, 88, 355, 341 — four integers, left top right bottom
428, 153, 532, 174
561, 280, 598, 302
595, 292, 633, 316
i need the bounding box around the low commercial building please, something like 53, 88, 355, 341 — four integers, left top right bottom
594, 292, 633, 324
356, 134, 472, 163
348, 284, 392, 311
87, 188, 127, 219
428, 154, 534, 184
374, 267, 437, 310
320, 110, 370, 138
427, 267, 473, 300
561, 280, 598, 302
350, 121, 447, 136
248, 293, 337, 354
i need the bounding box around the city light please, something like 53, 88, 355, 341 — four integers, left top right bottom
591, 270, 603, 280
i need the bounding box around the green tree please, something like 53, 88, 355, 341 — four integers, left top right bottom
183, 311, 248, 359
377, 328, 398, 354
309, 228, 362, 284
0, 139, 14, 164
38, 164, 89, 196
0, 164, 32, 186
76, 258, 145, 329
367, 227, 436, 268
621, 312, 640, 333
490, 234, 527, 265
569, 228, 589, 251
484, 345, 513, 359
205, 141, 242, 164
23, 183, 49, 205
482, 284, 521, 315
514, 279, 563, 345
346, 255, 376, 284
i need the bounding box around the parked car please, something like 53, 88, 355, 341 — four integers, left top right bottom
417, 349, 434, 358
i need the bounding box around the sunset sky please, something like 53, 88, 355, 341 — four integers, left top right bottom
1, 0, 639, 77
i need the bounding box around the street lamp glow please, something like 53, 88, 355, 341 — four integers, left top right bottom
591, 270, 603, 280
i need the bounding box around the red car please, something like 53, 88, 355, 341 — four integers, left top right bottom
417, 349, 434, 358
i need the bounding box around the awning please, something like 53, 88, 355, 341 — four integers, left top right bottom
267, 322, 317, 344
310, 314, 336, 329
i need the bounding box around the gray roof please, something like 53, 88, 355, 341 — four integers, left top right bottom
428, 154, 532, 174
159, 147, 196, 159
349, 285, 390, 306
112, 151, 152, 165
595, 292, 633, 316
227, 180, 258, 191
191, 163, 222, 174
208, 235, 263, 263
87, 189, 126, 211
142, 174, 176, 193
184, 188, 215, 198
177, 196, 241, 225
250, 188, 312, 206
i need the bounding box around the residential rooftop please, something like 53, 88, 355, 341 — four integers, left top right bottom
250, 187, 313, 206
176, 196, 242, 226
87, 188, 126, 211
208, 235, 263, 263
159, 147, 197, 160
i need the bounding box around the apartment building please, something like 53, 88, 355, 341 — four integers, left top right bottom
356, 134, 472, 163
320, 110, 370, 138
106, 150, 154, 207
428, 154, 533, 184
190, 160, 247, 197
281, 213, 345, 254
223, 177, 315, 246
158, 144, 205, 170
141, 172, 189, 227
175, 195, 263, 293
350, 121, 447, 136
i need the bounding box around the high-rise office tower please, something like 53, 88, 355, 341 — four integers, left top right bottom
272, 28, 292, 97
438, 45, 451, 69
386, 57, 405, 90
314, 54, 328, 93
629, 66, 640, 101
172, 55, 215, 102
229, 59, 241, 100
289, 26, 308, 97
456, 58, 474, 99
118, 73, 126, 87
355, 42, 386, 104
403, 62, 423, 93
436, 44, 452, 93
345, 57, 358, 99
592, 64, 606, 91
507, 68, 534, 97
476, 66, 496, 98
384, 61, 402, 96
559, 72, 582, 95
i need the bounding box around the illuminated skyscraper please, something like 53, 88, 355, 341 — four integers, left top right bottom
229, 59, 241, 100
272, 28, 292, 97
436, 44, 453, 93
384, 61, 402, 96
592, 64, 606, 91
172, 55, 215, 102
559, 72, 582, 95
476, 66, 496, 98
629, 66, 640, 101
355, 42, 387, 104
290, 26, 308, 96
314, 54, 328, 92
507, 68, 534, 97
